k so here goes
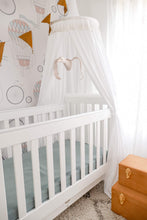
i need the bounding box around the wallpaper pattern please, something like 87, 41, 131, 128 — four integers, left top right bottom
0, 0, 69, 110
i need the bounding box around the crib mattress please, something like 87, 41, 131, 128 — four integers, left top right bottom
3, 140, 104, 220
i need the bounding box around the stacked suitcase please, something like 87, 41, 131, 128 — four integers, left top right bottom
112, 155, 147, 220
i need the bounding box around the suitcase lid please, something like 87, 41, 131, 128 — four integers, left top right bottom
119, 154, 147, 173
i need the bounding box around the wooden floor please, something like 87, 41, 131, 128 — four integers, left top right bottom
55, 181, 125, 220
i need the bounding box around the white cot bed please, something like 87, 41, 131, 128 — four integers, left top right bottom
0, 94, 111, 220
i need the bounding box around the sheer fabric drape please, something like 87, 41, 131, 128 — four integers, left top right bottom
106, 0, 147, 196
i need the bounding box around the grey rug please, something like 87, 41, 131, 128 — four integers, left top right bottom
55, 181, 125, 220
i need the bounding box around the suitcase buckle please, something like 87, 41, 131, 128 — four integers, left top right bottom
125, 168, 132, 179
119, 193, 125, 205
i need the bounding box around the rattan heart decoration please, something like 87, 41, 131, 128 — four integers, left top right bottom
54, 57, 84, 80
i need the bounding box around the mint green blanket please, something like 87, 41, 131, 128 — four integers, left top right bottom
3, 140, 104, 220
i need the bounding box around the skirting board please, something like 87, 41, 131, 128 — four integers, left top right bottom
22, 164, 107, 220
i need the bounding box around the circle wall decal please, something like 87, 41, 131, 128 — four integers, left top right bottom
6, 85, 24, 105
26, 96, 32, 104
37, 65, 43, 72
51, 5, 57, 13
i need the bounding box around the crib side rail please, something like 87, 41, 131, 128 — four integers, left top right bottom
65, 93, 105, 104
0, 105, 64, 123
0, 110, 110, 148
0, 105, 64, 158
0, 109, 111, 220
64, 94, 107, 116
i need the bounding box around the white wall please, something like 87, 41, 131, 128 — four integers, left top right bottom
0, 0, 107, 110
77, 0, 108, 46
0, 0, 49, 110
0, 0, 78, 110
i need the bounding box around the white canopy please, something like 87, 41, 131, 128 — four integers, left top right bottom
38, 16, 122, 197
38, 17, 115, 106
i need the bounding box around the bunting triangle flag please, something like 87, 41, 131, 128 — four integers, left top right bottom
42, 13, 52, 34
0, 42, 5, 65
58, 0, 67, 14
42, 13, 51, 24
19, 31, 33, 52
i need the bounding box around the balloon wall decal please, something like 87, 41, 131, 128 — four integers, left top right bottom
8, 20, 31, 44
50, 0, 68, 17
33, 80, 41, 98
8, 20, 33, 68
0, 42, 5, 66
0, 0, 16, 15
19, 14, 39, 29
34, 4, 45, 14
33, 0, 47, 24
57, 0, 68, 15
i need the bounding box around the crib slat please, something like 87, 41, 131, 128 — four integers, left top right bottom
66, 103, 70, 116
40, 114, 47, 147
89, 123, 93, 173
80, 126, 85, 178
103, 119, 108, 164
4, 120, 12, 158
46, 136, 55, 198
25, 116, 29, 125
71, 129, 76, 184
76, 103, 80, 114
13, 144, 26, 218
0, 150, 8, 220
96, 121, 100, 168
80, 103, 83, 114
95, 105, 100, 168
25, 117, 31, 151
38, 114, 42, 122
34, 115, 38, 123
49, 112, 54, 120
31, 140, 42, 207
87, 104, 92, 112
59, 132, 66, 191
92, 104, 95, 111
60, 110, 63, 118
56, 111, 60, 119
42, 113, 46, 121
15, 118, 20, 127
83, 103, 87, 113
73, 103, 76, 115
4, 120, 9, 128
103, 106, 108, 164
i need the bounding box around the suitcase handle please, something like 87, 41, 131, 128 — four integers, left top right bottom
119, 193, 126, 205
125, 168, 132, 179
